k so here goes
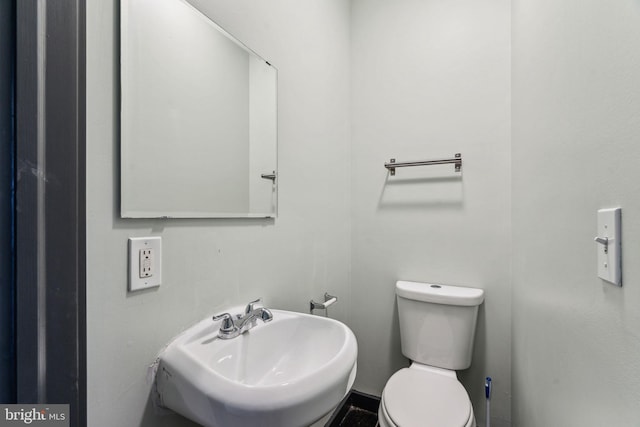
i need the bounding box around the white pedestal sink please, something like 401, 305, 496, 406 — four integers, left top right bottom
152, 308, 358, 427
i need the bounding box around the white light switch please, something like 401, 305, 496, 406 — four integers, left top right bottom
595, 208, 621, 286
129, 237, 162, 291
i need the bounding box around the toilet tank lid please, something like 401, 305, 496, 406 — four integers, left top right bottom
396, 281, 484, 306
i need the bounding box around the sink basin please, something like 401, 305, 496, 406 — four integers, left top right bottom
152, 308, 358, 427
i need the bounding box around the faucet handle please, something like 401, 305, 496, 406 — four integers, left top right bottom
260, 308, 274, 322
244, 298, 262, 314
212, 313, 237, 333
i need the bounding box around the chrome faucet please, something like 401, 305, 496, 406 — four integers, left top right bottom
212, 298, 273, 339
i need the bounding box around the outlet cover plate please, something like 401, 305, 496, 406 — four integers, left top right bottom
128, 237, 162, 291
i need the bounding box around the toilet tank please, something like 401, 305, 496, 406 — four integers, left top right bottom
396, 281, 484, 370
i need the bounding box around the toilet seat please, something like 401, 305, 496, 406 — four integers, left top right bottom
379, 368, 474, 427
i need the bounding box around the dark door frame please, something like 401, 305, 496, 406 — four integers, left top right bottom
15, 1, 86, 425
0, 0, 16, 404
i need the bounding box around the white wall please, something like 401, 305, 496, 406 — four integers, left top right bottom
512, 1, 640, 426
87, 0, 640, 425
350, 1, 512, 426
86, 0, 351, 425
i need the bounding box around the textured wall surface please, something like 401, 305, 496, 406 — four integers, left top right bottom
512, 0, 640, 425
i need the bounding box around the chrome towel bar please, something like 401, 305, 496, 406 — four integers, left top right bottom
384, 153, 462, 175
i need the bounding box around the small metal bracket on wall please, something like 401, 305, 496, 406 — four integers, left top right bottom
385, 153, 462, 176
310, 293, 337, 316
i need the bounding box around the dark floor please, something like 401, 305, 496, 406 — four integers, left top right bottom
326, 390, 380, 427
334, 405, 378, 427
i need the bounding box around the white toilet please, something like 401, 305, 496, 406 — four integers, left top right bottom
378, 280, 485, 427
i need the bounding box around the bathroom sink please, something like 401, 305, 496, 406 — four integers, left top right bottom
152, 308, 358, 427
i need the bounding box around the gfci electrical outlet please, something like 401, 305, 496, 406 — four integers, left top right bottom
140, 248, 154, 278
129, 237, 162, 291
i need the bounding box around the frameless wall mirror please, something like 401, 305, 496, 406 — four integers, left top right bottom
121, 0, 277, 218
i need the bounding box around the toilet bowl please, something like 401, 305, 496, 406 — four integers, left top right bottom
377, 364, 475, 427
378, 281, 484, 427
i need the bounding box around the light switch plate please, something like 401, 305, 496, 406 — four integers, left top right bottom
129, 237, 162, 291
596, 208, 621, 286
